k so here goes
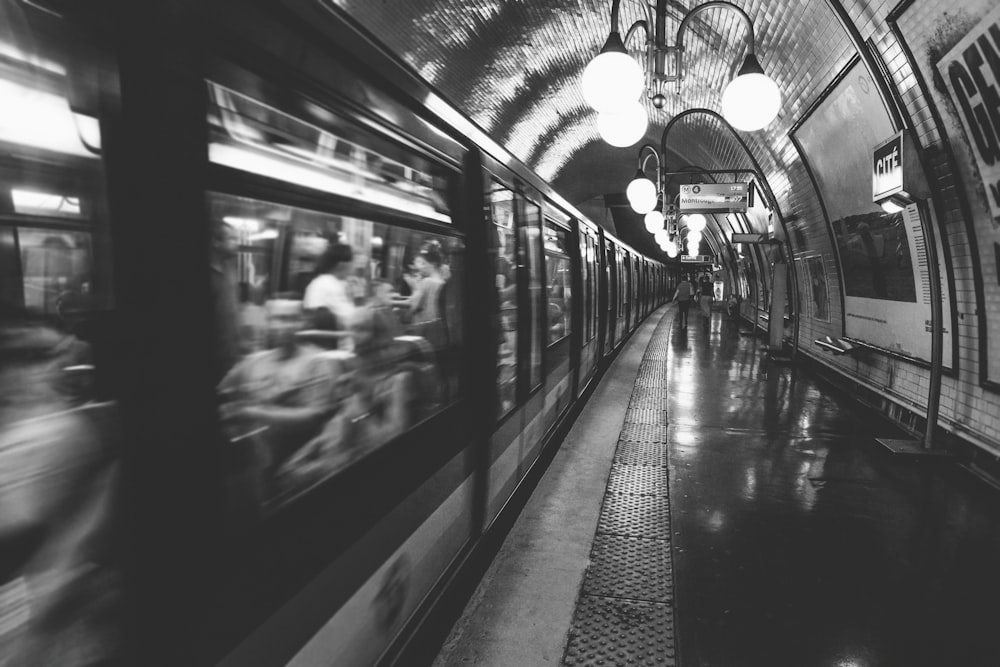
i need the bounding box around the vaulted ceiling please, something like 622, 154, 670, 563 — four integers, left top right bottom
327, 0, 886, 260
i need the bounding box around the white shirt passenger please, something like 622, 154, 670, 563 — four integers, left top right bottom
303, 274, 355, 327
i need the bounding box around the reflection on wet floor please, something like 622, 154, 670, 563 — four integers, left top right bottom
668, 309, 1000, 666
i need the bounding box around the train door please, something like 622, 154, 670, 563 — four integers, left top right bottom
603, 240, 617, 355
615, 247, 626, 344
639, 260, 646, 318
577, 223, 599, 397
540, 208, 573, 434
623, 252, 633, 332
515, 189, 545, 466
569, 218, 582, 400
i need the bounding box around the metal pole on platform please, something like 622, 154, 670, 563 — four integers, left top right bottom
920, 199, 943, 450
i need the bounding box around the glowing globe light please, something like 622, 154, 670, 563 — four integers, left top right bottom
626, 175, 657, 214
721, 54, 781, 132
683, 213, 707, 233
597, 101, 648, 147
653, 229, 669, 246
665, 240, 678, 255
666, 245, 679, 258
644, 210, 664, 233
581, 36, 645, 112
686, 229, 702, 244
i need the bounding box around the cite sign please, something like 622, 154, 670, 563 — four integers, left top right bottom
872, 132, 904, 201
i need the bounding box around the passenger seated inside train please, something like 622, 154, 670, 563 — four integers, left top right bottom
276, 305, 417, 493
218, 298, 339, 503
237, 281, 267, 354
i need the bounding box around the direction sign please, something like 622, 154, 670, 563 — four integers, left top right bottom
732, 232, 768, 243
679, 183, 748, 212
680, 254, 712, 263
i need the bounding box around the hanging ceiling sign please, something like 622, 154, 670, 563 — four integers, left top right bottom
679, 183, 748, 212
680, 254, 712, 263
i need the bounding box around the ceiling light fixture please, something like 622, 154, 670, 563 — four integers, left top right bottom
644, 209, 665, 233
582, 0, 781, 143
683, 213, 707, 233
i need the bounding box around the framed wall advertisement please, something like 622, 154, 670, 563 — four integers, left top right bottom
791, 56, 953, 368
804, 255, 831, 322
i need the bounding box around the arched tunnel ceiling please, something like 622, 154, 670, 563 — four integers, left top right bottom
327, 0, 888, 260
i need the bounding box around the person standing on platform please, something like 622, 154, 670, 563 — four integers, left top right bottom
698, 273, 714, 318
672, 275, 694, 326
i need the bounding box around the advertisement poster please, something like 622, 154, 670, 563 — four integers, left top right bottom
792, 58, 952, 366
905, 0, 1000, 387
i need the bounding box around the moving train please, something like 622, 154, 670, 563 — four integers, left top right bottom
0, 0, 669, 665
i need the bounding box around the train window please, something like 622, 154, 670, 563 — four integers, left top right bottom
210, 192, 463, 506
11, 189, 84, 217
520, 196, 543, 391
489, 181, 517, 417
18, 228, 92, 314
544, 221, 571, 345
206, 80, 453, 225
0, 4, 120, 666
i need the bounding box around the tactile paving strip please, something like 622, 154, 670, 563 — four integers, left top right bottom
562, 310, 679, 667
624, 407, 668, 425
632, 382, 667, 405
582, 534, 674, 602
597, 492, 671, 539
620, 421, 667, 443
614, 441, 668, 467
563, 596, 676, 667
607, 464, 670, 496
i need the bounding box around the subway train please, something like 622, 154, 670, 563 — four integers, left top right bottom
0, 1, 670, 665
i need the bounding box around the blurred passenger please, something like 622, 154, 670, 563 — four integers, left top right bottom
698, 273, 714, 318
672, 274, 694, 326
237, 281, 267, 354
370, 279, 403, 339
395, 245, 446, 347
218, 299, 337, 494
0, 303, 120, 667
211, 219, 242, 380
56, 279, 92, 340
303, 243, 356, 330
278, 305, 414, 488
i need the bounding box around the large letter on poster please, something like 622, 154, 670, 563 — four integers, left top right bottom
938, 6, 1000, 226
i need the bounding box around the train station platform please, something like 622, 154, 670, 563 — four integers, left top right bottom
432, 305, 1000, 667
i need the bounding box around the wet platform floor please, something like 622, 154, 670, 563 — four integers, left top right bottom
434, 305, 1000, 667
